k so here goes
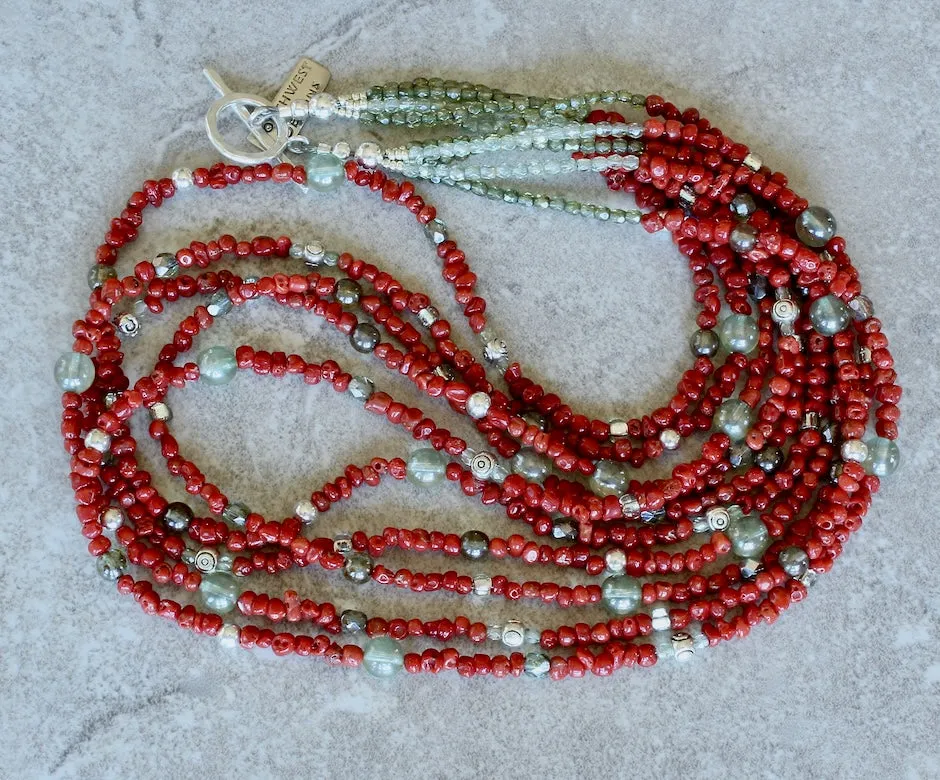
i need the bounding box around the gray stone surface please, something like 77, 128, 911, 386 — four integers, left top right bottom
1, 0, 939, 777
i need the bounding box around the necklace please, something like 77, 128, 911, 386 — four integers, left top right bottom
56, 62, 902, 680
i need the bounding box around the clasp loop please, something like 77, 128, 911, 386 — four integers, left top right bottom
204, 92, 290, 165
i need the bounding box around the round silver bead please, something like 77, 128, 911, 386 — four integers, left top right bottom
417, 306, 440, 328
152, 252, 179, 280
332, 141, 351, 159
670, 631, 696, 662
501, 620, 526, 648
310, 92, 335, 119
604, 548, 627, 574
659, 428, 680, 450
100, 506, 126, 531
294, 499, 318, 524
779, 546, 810, 577
163, 501, 193, 532
96, 549, 127, 581
483, 337, 509, 364
472, 574, 493, 596
350, 323, 380, 353
83, 428, 111, 453
304, 241, 325, 264
470, 451, 497, 480
115, 313, 140, 338
171, 167, 194, 189
217, 623, 240, 649
841, 439, 869, 463
466, 391, 492, 419
619, 492, 641, 518
356, 142, 383, 168
729, 223, 759, 253
343, 552, 373, 584
194, 548, 218, 573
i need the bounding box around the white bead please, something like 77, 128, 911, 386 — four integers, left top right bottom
609, 419, 629, 438
605, 548, 627, 574
659, 428, 680, 450
295, 500, 318, 524
501, 620, 526, 648
356, 142, 383, 168
149, 402, 172, 422
743, 152, 762, 171
100, 506, 126, 530
466, 392, 491, 419
171, 167, 194, 189
650, 604, 672, 631
841, 439, 869, 463
472, 574, 492, 596
332, 141, 351, 159
217, 623, 240, 649
84, 428, 111, 453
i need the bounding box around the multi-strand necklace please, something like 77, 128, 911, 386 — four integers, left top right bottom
56, 61, 901, 679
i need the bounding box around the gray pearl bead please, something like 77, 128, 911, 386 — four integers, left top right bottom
809, 295, 851, 336
718, 314, 759, 354
199, 571, 240, 614
795, 206, 836, 248
343, 552, 374, 584
602, 574, 642, 615
54, 352, 95, 393
727, 514, 770, 558
406, 448, 446, 486
756, 446, 783, 473
729, 223, 759, 253
690, 329, 720, 358
363, 637, 404, 678
335, 278, 362, 305
350, 323, 380, 353
590, 460, 627, 496
716, 399, 754, 442
88, 264, 117, 291
778, 546, 809, 577
347, 375, 375, 402
863, 436, 900, 477
512, 448, 550, 481
96, 549, 127, 581
340, 609, 368, 633
163, 501, 194, 532
460, 530, 490, 560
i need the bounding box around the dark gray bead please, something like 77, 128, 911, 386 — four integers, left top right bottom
756, 446, 784, 473
350, 323, 380, 353
343, 552, 374, 584
335, 278, 362, 305
690, 329, 719, 358
460, 530, 490, 560
340, 609, 368, 633
747, 275, 771, 301
164, 501, 194, 532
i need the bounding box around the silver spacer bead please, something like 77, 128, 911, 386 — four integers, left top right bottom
332, 141, 351, 160
501, 620, 526, 648
801, 411, 820, 430
705, 506, 731, 532
294, 499, 318, 524
304, 241, 325, 266
604, 548, 627, 574
678, 185, 697, 210
171, 167, 194, 189
194, 548, 219, 573
466, 391, 491, 420
470, 451, 497, 480
84, 428, 111, 453
650, 604, 672, 632
659, 428, 680, 450
771, 298, 799, 336
115, 313, 140, 338
217, 623, 240, 649
472, 574, 493, 596
100, 506, 126, 531
482, 337, 509, 365
841, 439, 869, 463
308, 92, 335, 119
356, 142, 383, 168
417, 306, 440, 328
619, 493, 641, 519
333, 533, 353, 555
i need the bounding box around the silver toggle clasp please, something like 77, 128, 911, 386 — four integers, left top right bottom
204, 91, 290, 165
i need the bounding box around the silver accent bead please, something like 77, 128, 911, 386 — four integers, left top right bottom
470, 451, 497, 480
163, 502, 193, 532
841, 439, 869, 463
466, 391, 491, 420
743, 152, 762, 171
650, 604, 672, 632
670, 631, 696, 661
333, 533, 353, 555
730, 192, 757, 219
303, 242, 325, 265
100, 506, 126, 531
84, 428, 111, 453
659, 428, 680, 450
609, 419, 629, 438
771, 298, 799, 336
705, 506, 731, 532
604, 548, 627, 574
194, 548, 218, 573
171, 167, 194, 189
472, 574, 493, 596
115, 313, 140, 338
482, 337, 509, 365
343, 552, 373, 584
294, 500, 318, 524
619, 493, 641, 518
332, 141, 351, 159
417, 306, 440, 328
434, 363, 456, 381
678, 185, 696, 210
501, 620, 526, 648
356, 142, 383, 168
309, 92, 335, 119
801, 411, 820, 430
217, 623, 240, 649
103, 392, 120, 409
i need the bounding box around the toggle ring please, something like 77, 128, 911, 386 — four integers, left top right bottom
204, 92, 290, 165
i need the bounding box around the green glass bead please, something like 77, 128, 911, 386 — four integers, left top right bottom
363, 637, 404, 678
406, 448, 446, 486
305, 152, 345, 192
718, 314, 759, 354
716, 399, 754, 442
199, 571, 239, 614
198, 346, 237, 385
810, 295, 851, 336
54, 352, 95, 393
727, 514, 770, 558
602, 575, 642, 615
863, 436, 900, 477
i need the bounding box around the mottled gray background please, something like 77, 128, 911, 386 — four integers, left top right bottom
1, 0, 939, 777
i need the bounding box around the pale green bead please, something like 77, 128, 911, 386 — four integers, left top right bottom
305, 153, 345, 192
716, 399, 754, 442
718, 314, 759, 354
363, 637, 404, 678
199, 571, 239, 614
863, 436, 900, 477
602, 574, 642, 615
406, 447, 446, 486
54, 352, 95, 393
795, 206, 836, 248
810, 295, 851, 336
198, 346, 237, 385
727, 514, 769, 558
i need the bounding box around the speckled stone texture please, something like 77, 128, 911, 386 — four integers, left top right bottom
2, 1, 939, 777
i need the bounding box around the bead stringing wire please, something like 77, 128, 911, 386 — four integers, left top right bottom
56, 76, 902, 680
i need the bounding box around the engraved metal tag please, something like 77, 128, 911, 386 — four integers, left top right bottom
260, 58, 331, 136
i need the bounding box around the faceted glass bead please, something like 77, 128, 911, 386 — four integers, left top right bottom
590, 460, 627, 496
809, 295, 851, 336
727, 514, 770, 558
305, 152, 345, 192
406, 448, 447, 486
198, 346, 237, 385
54, 352, 95, 393
716, 399, 754, 442
795, 206, 836, 248
363, 637, 404, 678
717, 314, 759, 354
863, 436, 900, 477
199, 571, 240, 614
601, 574, 641, 615
96, 550, 127, 581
